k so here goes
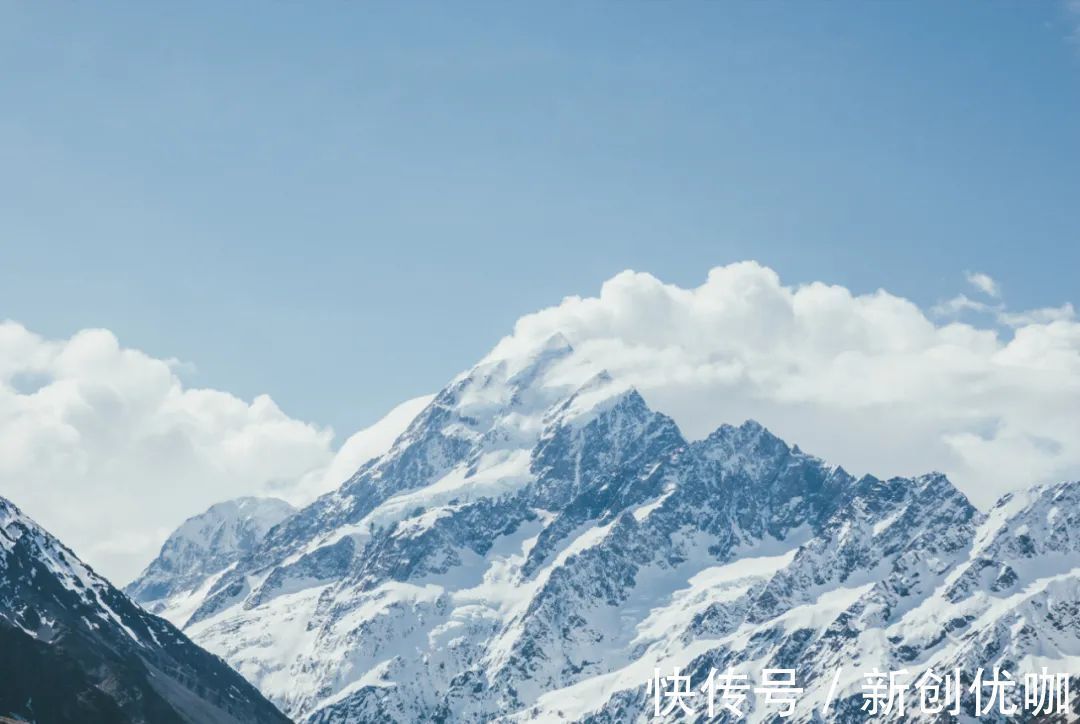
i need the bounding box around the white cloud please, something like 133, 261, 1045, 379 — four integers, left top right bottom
931, 293, 996, 317
291, 394, 434, 501
964, 270, 1000, 298
933, 276, 1073, 331
489, 262, 1080, 510
0, 322, 340, 584
5, 263, 1079, 582
997, 302, 1076, 328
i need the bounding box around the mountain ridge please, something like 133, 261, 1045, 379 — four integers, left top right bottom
126, 496, 295, 619
0, 494, 292, 724
130, 337, 1080, 722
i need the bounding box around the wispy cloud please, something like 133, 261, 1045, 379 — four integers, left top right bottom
932, 272, 1074, 331
931, 293, 998, 317
965, 270, 1001, 298
998, 302, 1076, 327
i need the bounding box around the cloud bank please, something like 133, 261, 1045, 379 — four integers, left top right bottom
0, 322, 421, 584
4, 262, 1078, 581
489, 262, 1080, 509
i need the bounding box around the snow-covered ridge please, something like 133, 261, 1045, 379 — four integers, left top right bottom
126, 495, 295, 618
133, 336, 1080, 723
0, 494, 291, 723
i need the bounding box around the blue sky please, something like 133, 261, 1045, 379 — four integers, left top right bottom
3, 1, 1079, 437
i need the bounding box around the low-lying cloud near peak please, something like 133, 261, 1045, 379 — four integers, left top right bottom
490, 262, 1080, 509
0, 321, 340, 583
3, 261, 1077, 582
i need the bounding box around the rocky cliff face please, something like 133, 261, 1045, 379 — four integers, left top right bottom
0, 495, 291, 724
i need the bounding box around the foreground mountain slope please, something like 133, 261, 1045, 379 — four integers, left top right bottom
0, 495, 291, 724
135, 336, 1080, 723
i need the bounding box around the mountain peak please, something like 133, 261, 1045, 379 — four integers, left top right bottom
537, 330, 573, 353
126, 496, 295, 610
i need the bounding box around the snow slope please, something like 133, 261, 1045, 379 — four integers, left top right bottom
126, 496, 296, 620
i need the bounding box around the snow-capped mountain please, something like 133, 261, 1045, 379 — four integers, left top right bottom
131, 335, 1080, 723
0, 495, 290, 724
126, 496, 295, 620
